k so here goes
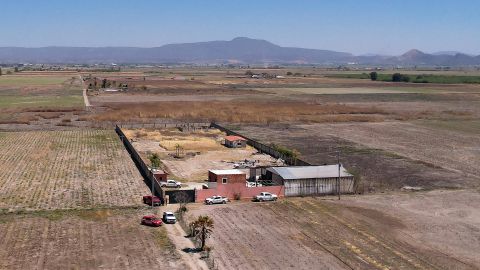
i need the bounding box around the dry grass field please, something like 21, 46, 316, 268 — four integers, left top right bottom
0, 130, 148, 210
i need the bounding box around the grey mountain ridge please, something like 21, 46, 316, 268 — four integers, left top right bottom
0, 37, 479, 66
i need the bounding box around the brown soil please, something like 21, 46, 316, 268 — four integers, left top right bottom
187, 191, 479, 269
233, 124, 479, 191
0, 209, 185, 270
0, 130, 148, 210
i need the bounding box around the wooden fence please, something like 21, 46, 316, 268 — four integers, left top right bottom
115, 125, 164, 199
210, 123, 313, 166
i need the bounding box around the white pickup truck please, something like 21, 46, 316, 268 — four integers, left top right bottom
205, 195, 229, 205
254, 192, 278, 202
160, 179, 182, 188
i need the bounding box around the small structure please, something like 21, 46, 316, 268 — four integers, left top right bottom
208, 169, 246, 188
152, 169, 168, 182
265, 165, 354, 196
224, 135, 247, 148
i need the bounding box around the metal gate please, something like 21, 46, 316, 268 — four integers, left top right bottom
165, 189, 196, 204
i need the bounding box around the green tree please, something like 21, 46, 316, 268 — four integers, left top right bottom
14, 67, 19, 72
369, 72, 378, 81
148, 153, 161, 169
101, 79, 107, 88
392, 73, 402, 82
392, 73, 410, 82
286, 71, 293, 76
245, 70, 254, 76
190, 215, 214, 251
0, 68, 2, 76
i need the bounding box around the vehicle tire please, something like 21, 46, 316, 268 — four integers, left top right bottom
161, 185, 166, 188
274, 198, 277, 201
222, 201, 226, 204
208, 201, 213, 205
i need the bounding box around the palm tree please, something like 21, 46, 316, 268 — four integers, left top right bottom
191, 215, 214, 251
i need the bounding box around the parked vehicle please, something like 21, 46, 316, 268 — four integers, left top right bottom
162, 212, 177, 224
205, 195, 229, 205
141, 215, 162, 227
143, 195, 162, 206
254, 192, 278, 202
160, 179, 182, 188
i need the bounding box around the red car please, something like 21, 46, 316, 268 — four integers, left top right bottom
143, 195, 162, 206
141, 215, 162, 227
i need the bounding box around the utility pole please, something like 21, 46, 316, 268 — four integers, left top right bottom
151, 170, 155, 209
337, 150, 341, 200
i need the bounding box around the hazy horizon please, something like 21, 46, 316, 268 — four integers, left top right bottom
1, 0, 479, 55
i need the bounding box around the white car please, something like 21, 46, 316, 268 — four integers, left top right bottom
162, 212, 177, 224
160, 179, 182, 188
254, 192, 278, 202
205, 195, 229, 205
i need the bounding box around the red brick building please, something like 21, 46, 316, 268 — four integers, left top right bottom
208, 169, 246, 185
152, 169, 168, 181
224, 136, 247, 148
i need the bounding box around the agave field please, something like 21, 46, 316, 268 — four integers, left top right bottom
0, 130, 148, 210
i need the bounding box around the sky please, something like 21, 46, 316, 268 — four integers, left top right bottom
1, 0, 479, 55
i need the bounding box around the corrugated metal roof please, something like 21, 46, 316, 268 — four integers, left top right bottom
209, 169, 246, 175
267, 165, 353, 180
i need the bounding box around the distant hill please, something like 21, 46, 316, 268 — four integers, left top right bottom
0, 37, 479, 66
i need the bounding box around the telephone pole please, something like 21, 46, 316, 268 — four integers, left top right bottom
337, 150, 341, 200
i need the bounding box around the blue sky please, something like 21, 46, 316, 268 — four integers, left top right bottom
1, 0, 479, 55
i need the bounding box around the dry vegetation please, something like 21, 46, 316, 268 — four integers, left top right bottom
0, 130, 148, 210
89, 101, 387, 124
124, 128, 225, 151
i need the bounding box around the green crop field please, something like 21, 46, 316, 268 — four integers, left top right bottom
0, 75, 84, 110
327, 73, 480, 84
0, 95, 83, 108
0, 75, 71, 86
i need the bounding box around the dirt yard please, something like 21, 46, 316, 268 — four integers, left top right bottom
0, 130, 148, 210
124, 128, 281, 181
187, 190, 480, 270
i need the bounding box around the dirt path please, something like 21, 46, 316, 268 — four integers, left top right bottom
80, 75, 91, 108
163, 205, 209, 270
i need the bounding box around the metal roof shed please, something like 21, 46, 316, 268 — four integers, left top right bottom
266, 165, 355, 196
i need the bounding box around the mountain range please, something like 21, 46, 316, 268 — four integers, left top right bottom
0, 37, 479, 66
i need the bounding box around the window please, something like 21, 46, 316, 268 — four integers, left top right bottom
222, 177, 227, 184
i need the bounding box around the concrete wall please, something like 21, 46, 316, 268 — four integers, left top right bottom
196, 183, 284, 202
284, 177, 354, 196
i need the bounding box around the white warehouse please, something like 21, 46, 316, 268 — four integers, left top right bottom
265, 165, 355, 196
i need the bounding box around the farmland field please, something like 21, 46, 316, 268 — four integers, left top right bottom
187, 191, 480, 270
0, 130, 148, 210
0, 208, 185, 270
2, 67, 480, 270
